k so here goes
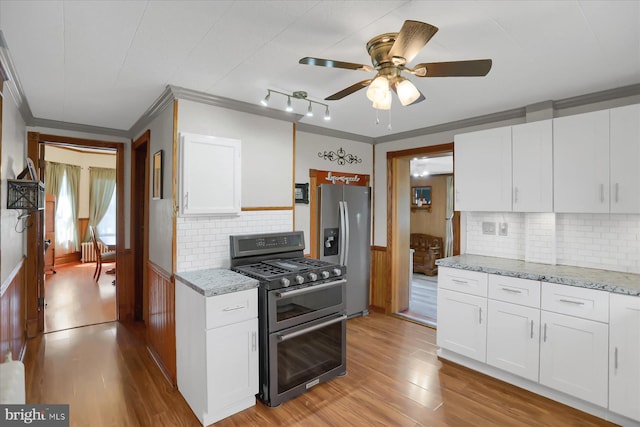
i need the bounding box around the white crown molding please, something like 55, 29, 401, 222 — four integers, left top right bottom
0, 31, 34, 125
29, 117, 130, 139
128, 85, 175, 139
296, 122, 374, 144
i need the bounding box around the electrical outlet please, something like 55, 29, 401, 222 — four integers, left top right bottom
499, 222, 508, 236
482, 222, 496, 235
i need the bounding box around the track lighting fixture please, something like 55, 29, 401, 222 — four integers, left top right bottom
260, 89, 330, 120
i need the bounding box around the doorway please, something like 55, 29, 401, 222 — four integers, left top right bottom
131, 130, 150, 322
26, 132, 125, 337
386, 143, 459, 328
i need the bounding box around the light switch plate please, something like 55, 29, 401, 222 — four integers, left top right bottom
482, 222, 496, 235
499, 223, 508, 236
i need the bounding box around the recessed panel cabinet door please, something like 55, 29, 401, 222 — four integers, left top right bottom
539, 310, 608, 407
512, 120, 553, 212
609, 293, 640, 421
437, 288, 487, 362
180, 133, 241, 216
610, 104, 640, 214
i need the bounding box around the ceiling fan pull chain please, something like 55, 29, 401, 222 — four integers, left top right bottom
387, 109, 392, 131
375, 109, 380, 125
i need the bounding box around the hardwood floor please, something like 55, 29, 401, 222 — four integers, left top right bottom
23, 312, 614, 426
401, 273, 438, 326
44, 261, 116, 332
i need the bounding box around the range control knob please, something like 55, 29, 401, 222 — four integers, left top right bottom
308, 272, 318, 282
321, 271, 330, 279
332, 268, 342, 276
280, 277, 291, 288
295, 275, 304, 285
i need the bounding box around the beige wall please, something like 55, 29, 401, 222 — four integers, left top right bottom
409, 174, 448, 240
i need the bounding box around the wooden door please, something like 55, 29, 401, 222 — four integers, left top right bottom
44, 194, 56, 273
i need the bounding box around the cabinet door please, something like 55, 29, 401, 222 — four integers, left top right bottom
487, 300, 540, 382
610, 104, 640, 214
437, 289, 487, 362
553, 110, 610, 213
512, 120, 553, 212
539, 310, 608, 407
206, 318, 258, 412
454, 126, 512, 212
609, 294, 640, 421
180, 133, 241, 216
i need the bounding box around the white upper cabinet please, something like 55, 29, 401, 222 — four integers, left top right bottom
179, 132, 241, 216
455, 126, 512, 212
512, 120, 553, 212
610, 104, 640, 214
553, 110, 610, 213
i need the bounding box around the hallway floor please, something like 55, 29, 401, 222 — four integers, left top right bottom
400, 273, 438, 327
44, 261, 116, 333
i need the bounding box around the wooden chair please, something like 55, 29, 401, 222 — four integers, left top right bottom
89, 225, 116, 282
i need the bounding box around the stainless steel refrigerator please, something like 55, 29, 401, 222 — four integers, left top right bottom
317, 184, 371, 317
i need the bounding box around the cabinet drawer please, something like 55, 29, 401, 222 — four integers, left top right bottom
541, 283, 609, 323
206, 288, 257, 329
438, 267, 488, 297
489, 275, 541, 308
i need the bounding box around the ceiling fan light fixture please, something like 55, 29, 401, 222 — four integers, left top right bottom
372, 89, 392, 110
366, 75, 390, 103
260, 91, 271, 106
396, 78, 421, 106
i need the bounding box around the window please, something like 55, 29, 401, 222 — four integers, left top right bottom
55, 171, 77, 255
97, 189, 116, 239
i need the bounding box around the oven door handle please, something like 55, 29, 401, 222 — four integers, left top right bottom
277, 314, 347, 342
274, 279, 346, 299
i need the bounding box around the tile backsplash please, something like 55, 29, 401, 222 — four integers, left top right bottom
465, 212, 640, 274
176, 210, 293, 272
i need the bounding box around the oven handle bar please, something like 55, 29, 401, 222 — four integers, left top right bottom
274, 279, 347, 299
277, 314, 347, 342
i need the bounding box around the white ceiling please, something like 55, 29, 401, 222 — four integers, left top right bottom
1, 1, 639, 139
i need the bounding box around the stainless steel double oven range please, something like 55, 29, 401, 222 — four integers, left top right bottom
230, 231, 347, 407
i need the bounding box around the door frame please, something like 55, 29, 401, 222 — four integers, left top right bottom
26, 132, 126, 336
386, 142, 459, 315
131, 130, 150, 322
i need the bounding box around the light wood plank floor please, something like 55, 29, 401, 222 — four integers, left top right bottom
24, 312, 614, 426
44, 261, 116, 332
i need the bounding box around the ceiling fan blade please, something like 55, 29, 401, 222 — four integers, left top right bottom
325, 79, 373, 100
387, 20, 439, 64
391, 81, 426, 106
413, 59, 493, 77
299, 57, 372, 72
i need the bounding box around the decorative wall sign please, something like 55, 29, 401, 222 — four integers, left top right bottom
318, 147, 362, 165
314, 170, 369, 187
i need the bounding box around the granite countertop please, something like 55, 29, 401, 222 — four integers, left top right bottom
436, 254, 640, 297
175, 268, 259, 297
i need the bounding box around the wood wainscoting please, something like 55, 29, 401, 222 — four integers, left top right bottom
371, 246, 389, 312
147, 261, 176, 386
0, 259, 27, 361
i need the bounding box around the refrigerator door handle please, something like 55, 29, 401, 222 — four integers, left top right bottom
343, 201, 350, 266
338, 201, 346, 265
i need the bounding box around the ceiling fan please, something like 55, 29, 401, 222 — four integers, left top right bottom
299, 20, 492, 109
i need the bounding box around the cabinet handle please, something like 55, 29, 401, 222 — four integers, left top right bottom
452, 279, 469, 285
478, 307, 482, 324
530, 320, 534, 339
600, 184, 604, 203
543, 323, 547, 342
252, 331, 257, 352
501, 287, 522, 294
615, 183, 619, 203
514, 187, 518, 204
223, 304, 246, 312
558, 298, 585, 306
184, 192, 189, 209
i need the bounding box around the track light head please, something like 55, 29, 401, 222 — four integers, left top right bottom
260, 91, 270, 106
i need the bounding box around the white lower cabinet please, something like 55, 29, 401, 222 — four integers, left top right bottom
539, 310, 609, 407
437, 288, 487, 362
486, 300, 540, 382
176, 283, 258, 426
609, 293, 640, 421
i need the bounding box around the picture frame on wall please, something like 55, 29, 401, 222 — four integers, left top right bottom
295, 183, 309, 204
153, 150, 163, 200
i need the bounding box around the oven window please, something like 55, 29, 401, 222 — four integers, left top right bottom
276, 285, 343, 322
277, 320, 343, 394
